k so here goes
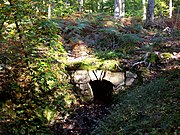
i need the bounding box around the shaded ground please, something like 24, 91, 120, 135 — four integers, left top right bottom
48, 15, 180, 134
52, 102, 112, 134
0, 13, 179, 134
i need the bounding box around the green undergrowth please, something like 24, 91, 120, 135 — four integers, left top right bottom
0, 13, 147, 134
92, 69, 180, 135
57, 13, 145, 60
1, 12, 179, 134
58, 13, 147, 71
0, 19, 78, 134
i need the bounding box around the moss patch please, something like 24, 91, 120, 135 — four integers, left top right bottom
66, 57, 122, 71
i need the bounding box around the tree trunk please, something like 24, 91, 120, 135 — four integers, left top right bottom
114, 0, 124, 18
142, 0, 146, 20
78, 0, 83, 12
146, 0, 154, 25
114, 0, 120, 18
169, 0, 173, 18
122, 0, 125, 17
48, 2, 51, 19
48, 1, 55, 19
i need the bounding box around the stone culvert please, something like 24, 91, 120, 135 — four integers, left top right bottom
70, 70, 137, 102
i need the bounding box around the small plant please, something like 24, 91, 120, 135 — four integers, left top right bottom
95, 50, 126, 59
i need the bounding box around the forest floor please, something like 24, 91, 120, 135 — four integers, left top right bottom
56, 38, 180, 134
0, 13, 180, 134
50, 14, 180, 134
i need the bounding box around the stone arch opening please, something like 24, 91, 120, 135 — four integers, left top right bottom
71, 70, 136, 102
89, 79, 114, 103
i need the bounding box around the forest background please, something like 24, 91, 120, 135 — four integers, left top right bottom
0, 0, 180, 134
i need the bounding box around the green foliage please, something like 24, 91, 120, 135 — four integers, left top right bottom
92, 69, 180, 134
100, 0, 114, 13
173, 30, 180, 37
161, 52, 173, 59
53, 0, 78, 17
174, 0, 180, 12
66, 57, 121, 71
146, 52, 159, 63
1, 0, 179, 134
96, 27, 143, 53
95, 50, 126, 60
0, 2, 77, 133
155, 0, 169, 17
125, 0, 143, 17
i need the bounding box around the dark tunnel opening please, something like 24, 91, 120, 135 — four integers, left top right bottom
89, 79, 114, 103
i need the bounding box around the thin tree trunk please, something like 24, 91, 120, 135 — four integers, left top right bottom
169, 0, 173, 18
146, 0, 154, 25
122, 0, 125, 17
78, 0, 83, 12
114, 0, 123, 18
114, 0, 120, 18
142, 0, 146, 20
48, 3, 51, 19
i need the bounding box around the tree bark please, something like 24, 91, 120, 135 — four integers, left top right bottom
169, 0, 173, 18
78, 0, 83, 12
122, 0, 125, 17
146, 0, 154, 25
114, 0, 124, 18
142, 0, 146, 20
114, 0, 120, 18
48, 2, 51, 19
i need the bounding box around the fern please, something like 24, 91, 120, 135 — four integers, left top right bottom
99, 26, 117, 32
122, 34, 143, 44
96, 27, 143, 51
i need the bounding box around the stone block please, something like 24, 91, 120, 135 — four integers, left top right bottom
71, 70, 137, 101
73, 70, 90, 83
104, 72, 125, 86
125, 71, 137, 86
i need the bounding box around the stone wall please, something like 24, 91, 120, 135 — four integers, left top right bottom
70, 70, 137, 101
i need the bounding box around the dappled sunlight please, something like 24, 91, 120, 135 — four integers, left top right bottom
0, 0, 180, 133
